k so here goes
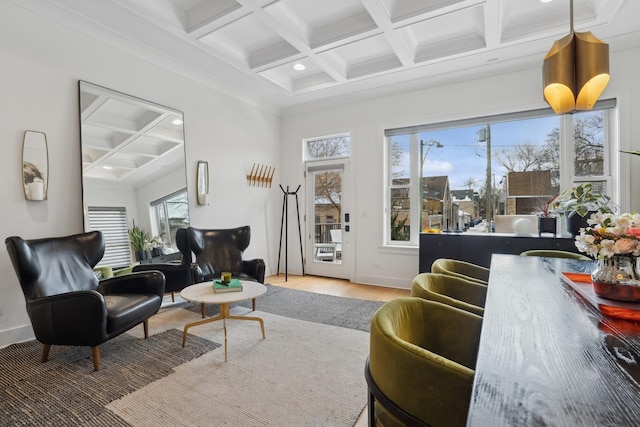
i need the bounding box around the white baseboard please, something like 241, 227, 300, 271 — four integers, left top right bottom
353, 274, 412, 290
0, 323, 34, 348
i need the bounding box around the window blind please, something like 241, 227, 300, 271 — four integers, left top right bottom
87, 206, 132, 268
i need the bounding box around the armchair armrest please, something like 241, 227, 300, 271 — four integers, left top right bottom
98, 271, 165, 299
27, 290, 107, 345
133, 263, 193, 289
192, 264, 204, 283
242, 258, 265, 283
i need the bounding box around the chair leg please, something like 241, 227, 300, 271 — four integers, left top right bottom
143, 319, 149, 338
171, 291, 175, 302
91, 346, 100, 371
41, 344, 51, 362
252, 297, 256, 311
201, 303, 206, 318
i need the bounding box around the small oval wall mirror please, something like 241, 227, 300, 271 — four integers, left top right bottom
23, 130, 49, 201
197, 160, 209, 205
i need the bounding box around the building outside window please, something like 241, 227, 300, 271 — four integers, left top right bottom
385, 101, 616, 245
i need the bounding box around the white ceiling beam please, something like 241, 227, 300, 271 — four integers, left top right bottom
233, 0, 347, 82
360, 0, 415, 66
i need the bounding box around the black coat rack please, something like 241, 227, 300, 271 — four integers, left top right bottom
277, 185, 304, 281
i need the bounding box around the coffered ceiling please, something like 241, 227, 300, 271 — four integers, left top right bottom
11, 0, 640, 112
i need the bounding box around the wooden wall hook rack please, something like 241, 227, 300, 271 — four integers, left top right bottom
247, 163, 275, 188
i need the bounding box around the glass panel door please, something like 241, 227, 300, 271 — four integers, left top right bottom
306, 160, 351, 279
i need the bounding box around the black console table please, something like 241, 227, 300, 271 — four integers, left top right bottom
139, 251, 182, 264
419, 232, 580, 272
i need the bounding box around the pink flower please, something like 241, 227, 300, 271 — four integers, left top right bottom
614, 238, 637, 254
627, 228, 640, 238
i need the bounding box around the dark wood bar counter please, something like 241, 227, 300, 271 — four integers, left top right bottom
419, 232, 581, 272
467, 254, 640, 426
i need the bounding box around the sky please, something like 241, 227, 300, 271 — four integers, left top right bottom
393, 115, 561, 192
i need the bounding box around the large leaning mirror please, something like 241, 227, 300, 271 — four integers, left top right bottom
79, 81, 189, 269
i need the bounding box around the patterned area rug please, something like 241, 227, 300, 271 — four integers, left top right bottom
0, 329, 218, 426
107, 308, 371, 427
0, 287, 382, 426
187, 283, 384, 332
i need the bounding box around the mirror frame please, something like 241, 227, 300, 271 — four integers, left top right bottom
23, 130, 49, 201
197, 160, 209, 205
78, 81, 189, 256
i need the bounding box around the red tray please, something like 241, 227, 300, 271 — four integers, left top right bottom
561, 272, 640, 321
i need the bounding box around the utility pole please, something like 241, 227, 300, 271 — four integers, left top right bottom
478, 125, 492, 232
419, 139, 444, 229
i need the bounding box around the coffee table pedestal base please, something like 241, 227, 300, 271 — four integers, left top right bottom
182, 303, 265, 362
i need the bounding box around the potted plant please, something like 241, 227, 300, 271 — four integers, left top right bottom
128, 220, 149, 261
536, 195, 558, 236
551, 183, 614, 236
149, 236, 165, 257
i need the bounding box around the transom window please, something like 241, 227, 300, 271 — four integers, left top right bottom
303, 133, 351, 161
385, 101, 616, 245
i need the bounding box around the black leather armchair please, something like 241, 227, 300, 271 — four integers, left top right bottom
133, 228, 193, 301
5, 231, 165, 371
187, 226, 265, 310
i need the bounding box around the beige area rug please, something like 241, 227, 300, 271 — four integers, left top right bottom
108, 305, 370, 426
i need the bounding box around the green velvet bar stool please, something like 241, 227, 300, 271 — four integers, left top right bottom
366, 298, 482, 427
431, 258, 489, 285
411, 273, 486, 316
520, 249, 591, 260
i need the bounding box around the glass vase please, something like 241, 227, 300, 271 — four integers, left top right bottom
592, 255, 640, 302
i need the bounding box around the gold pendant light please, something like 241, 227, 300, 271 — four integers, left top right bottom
543, 0, 609, 114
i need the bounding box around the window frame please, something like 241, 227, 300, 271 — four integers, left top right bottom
150, 188, 190, 248
385, 101, 618, 246
302, 132, 352, 162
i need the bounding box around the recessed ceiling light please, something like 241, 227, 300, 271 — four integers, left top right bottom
293, 63, 306, 71
103, 166, 113, 170
172, 118, 183, 125
540, 0, 553, 3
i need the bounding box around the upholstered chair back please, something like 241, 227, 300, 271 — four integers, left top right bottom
188, 226, 251, 280
6, 231, 104, 300
431, 258, 489, 285
368, 298, 482, 426
412, 272, 486, 316
175, 227, 191, 265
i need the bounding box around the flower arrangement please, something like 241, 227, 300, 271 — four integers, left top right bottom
575, 211, 640, 258
148, 236, 165, 249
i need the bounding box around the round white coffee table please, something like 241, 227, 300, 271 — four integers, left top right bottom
180, 280, 267, 362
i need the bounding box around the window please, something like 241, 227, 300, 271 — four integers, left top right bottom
151, 189, 190, 248
385, 101, 616, 245
87, 206, 131, 268
303, 133, 351, 161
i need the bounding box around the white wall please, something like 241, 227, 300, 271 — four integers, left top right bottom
0, 3, 281, 346
281, 47, 640, 289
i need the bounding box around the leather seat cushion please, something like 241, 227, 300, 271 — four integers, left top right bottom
104, 294, 161, 335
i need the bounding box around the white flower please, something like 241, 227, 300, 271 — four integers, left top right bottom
576, 212, 640, 259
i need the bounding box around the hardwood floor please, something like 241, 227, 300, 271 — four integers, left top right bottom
266, 273, 410, 302
266, 274, 410, 427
